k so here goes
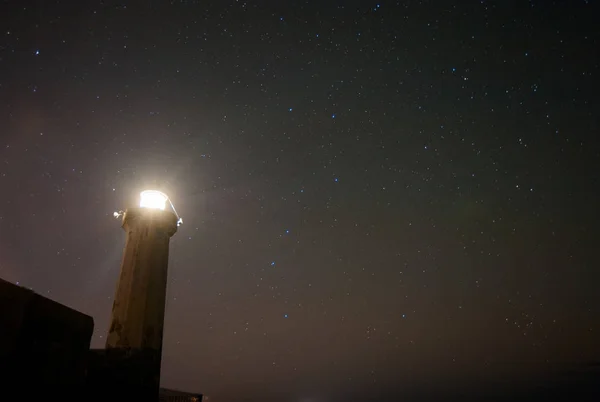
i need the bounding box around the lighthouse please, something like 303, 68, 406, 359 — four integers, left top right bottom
105, 190, 180, 399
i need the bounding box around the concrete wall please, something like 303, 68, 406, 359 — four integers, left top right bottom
0, 278, 94, 389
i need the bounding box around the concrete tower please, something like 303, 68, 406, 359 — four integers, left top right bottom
105, 190, 179, 399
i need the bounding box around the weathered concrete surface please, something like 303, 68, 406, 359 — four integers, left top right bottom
103, 207, 177, 400
106, 207, 178, 351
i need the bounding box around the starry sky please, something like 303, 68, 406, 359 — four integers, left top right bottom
1, 0, 599, 401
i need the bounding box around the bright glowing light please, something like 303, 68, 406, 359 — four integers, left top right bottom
139, 190, 168, 210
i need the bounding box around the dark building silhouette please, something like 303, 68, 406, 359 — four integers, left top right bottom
0, 278, 93, 391
159, 387, 203, 401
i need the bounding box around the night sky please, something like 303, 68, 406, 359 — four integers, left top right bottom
1, 0, 599, 401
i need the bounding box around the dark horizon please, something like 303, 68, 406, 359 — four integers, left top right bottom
1, 0, 599, 400
182, 362, 600, 401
